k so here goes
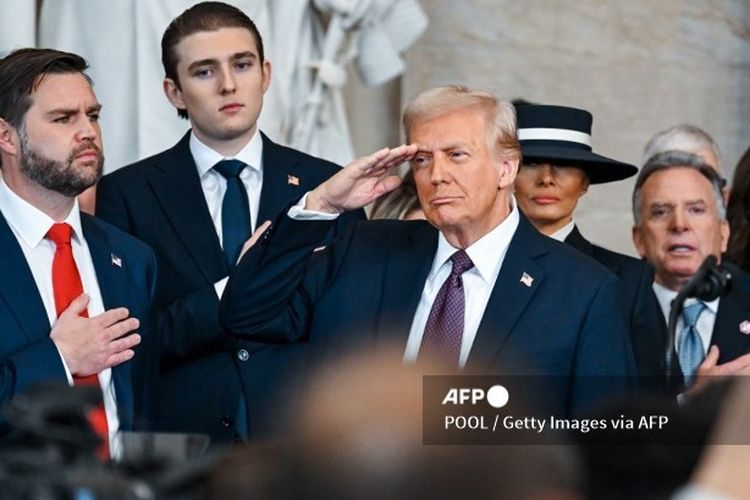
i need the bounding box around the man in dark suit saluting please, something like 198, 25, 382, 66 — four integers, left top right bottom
0, 48, 156, 457
96, 2, 363, 443
221, 85, 636, 417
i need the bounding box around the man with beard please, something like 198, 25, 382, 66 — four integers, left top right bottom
0, 48, 156, 457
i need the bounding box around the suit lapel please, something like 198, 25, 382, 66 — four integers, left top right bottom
565, 225, 593, 257
466, 215, 547, 370
0, 213, 50, 341
376, 223, 438, 345
82, 215, 134, 429
257, 134, 309, 224
148, 133, 229, 281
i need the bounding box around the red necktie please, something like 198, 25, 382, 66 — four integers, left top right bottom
47, 223, 109, 459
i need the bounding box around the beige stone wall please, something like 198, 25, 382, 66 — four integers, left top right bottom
347, 0, 750, 255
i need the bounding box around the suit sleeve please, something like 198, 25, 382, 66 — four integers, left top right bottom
96, 177, 224, 358
220, 211, 348, 343
570, 273, 637, 415
0, 339, 68, 434
130, 248, 159, 430
628, 262, 667, 380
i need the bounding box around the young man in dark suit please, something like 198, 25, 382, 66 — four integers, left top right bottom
512, 104, 665, 383
95, 2, 363, 443
221, 86, 636, 417
0, 48, 156, 456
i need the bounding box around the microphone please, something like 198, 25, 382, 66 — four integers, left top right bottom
685, 255, 732, 301
665, 255, 732, 381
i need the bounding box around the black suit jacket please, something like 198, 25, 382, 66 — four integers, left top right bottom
96, 131, 365, 442
709, 262, 750, 361
565, 226, 665, 382
221, 212, 637, 417
0, 212, 156, 435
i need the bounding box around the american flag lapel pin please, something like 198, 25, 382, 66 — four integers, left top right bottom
520, 272, 533, 287
287, 174, 300, 186
111, 253, 122, 268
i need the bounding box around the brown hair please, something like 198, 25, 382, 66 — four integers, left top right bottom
726, 145, 750, 271
161, 1, 265, 119
0, 48, 89, 131
0, 48, 90, 168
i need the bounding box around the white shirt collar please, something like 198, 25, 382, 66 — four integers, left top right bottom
431, 198, 520, 283
0, 178, 83, 248
549, 219, 576, 242
189, 128, 264, 178
652, 281, 720, 320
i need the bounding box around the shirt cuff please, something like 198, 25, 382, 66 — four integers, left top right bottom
672, 484, 736, 500
287, 192, 340, 221
215, 277, 229, 298
54, 345, 75, 386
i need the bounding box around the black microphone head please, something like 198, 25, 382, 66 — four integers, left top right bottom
688, 259, 732, 301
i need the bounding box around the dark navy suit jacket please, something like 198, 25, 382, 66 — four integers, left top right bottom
0, 211, 156, 435
96, 132, 365, 442
565, 226, 665, 382
221, 212, 637, 417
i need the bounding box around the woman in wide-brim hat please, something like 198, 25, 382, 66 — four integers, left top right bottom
513, 104, 663, 383
513, 104, 637, 239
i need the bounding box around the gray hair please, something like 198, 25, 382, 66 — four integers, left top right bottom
642, 124, 721, 173
632, 150, 726, 226
402, 85, 520, 159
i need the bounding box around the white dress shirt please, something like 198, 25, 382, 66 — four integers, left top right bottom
403, 202, 520, 367
0, 179, 120, 454
653, 281, 718, 357
190, 130, 263, 296
548, 219, 576, 242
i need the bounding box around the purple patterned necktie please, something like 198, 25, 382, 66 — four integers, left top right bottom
419, 250, 475, 363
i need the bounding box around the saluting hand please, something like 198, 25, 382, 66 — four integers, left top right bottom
305, 144, 418, 214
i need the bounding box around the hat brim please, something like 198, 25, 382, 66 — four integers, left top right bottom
521, 145, 638, 184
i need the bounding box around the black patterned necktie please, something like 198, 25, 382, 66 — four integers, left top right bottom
213, 160, 251, 266
419, 250, 475, 364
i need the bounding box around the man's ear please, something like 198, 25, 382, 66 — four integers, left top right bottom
498, 155, 519, 190
261, 59, 272, 94
632, 225, 646, 258
720, 218, 730, 254
163, 78, 187, 112
0, 118, 19, 157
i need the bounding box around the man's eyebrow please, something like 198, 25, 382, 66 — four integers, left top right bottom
187, 58, 219, 73
44, 103, 102, 117
187, 52, 257, 73
229, 51, 256, 61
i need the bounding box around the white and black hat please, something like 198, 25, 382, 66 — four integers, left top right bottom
515, 104, 637, 184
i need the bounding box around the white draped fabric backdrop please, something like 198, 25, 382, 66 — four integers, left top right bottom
0, 0, 426, 172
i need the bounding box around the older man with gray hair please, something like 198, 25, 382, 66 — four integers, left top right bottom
643, 124, 722, 174
642, 124, 728, 203
222, 85, 636, 417
631, 151, 750, 387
